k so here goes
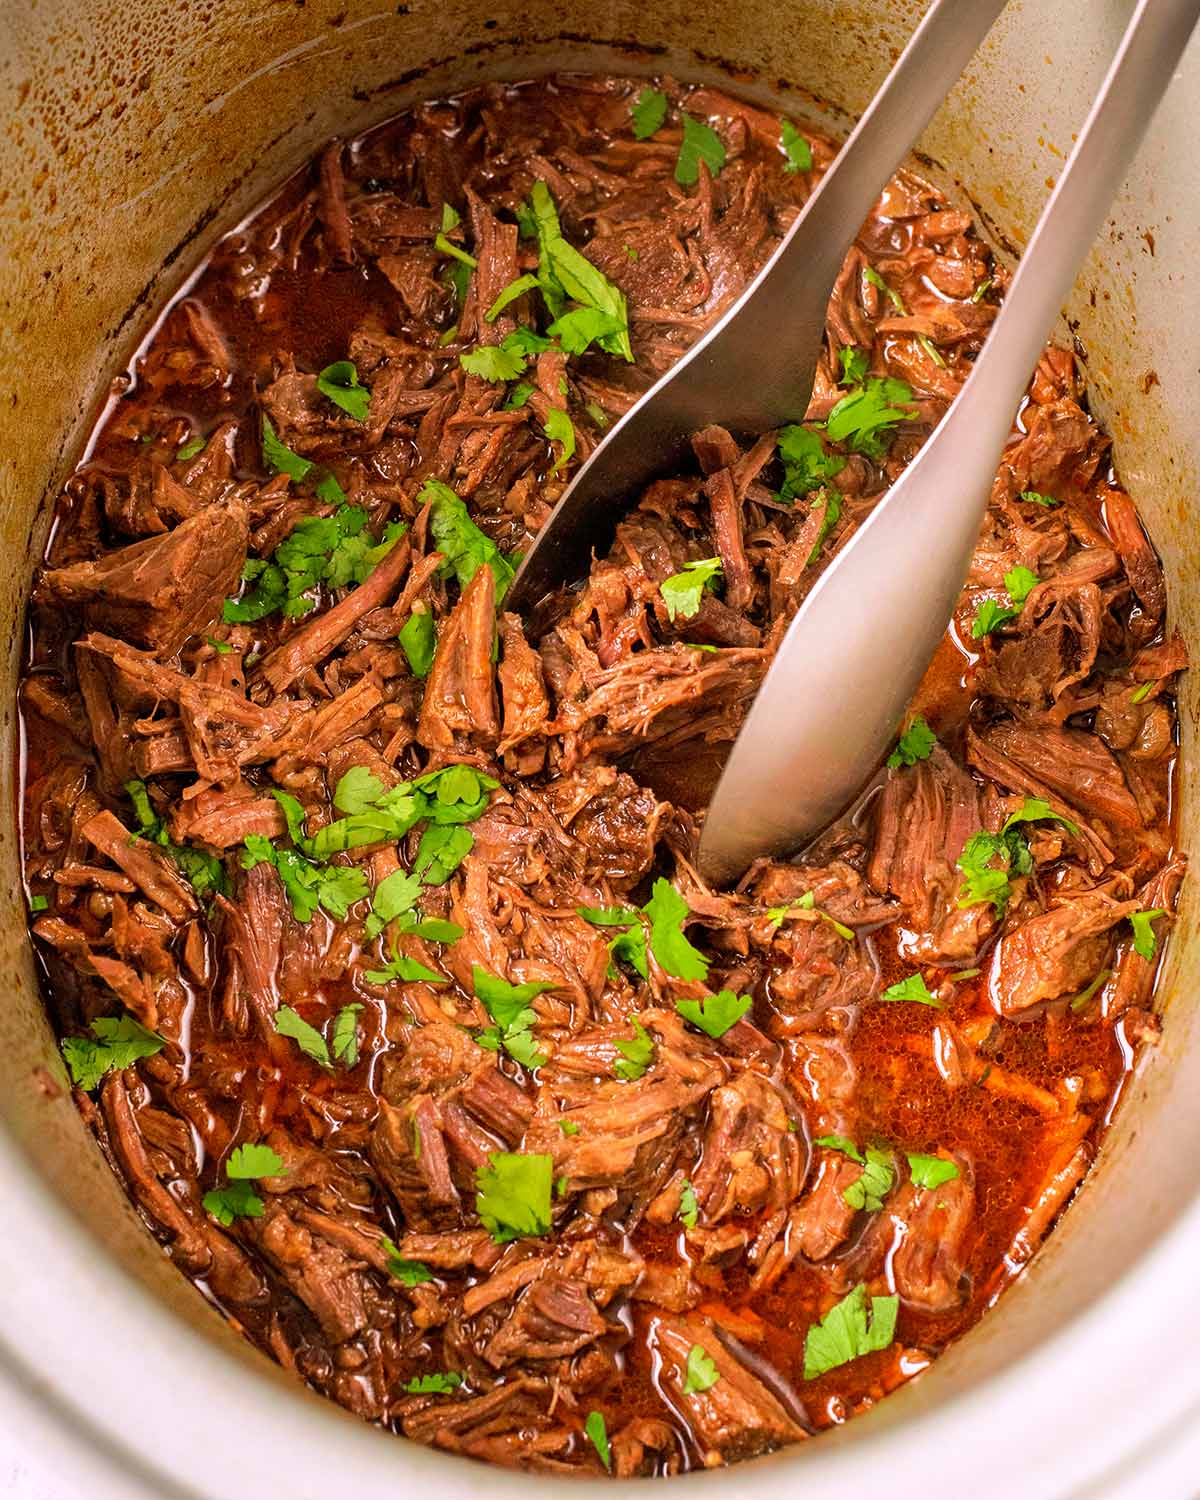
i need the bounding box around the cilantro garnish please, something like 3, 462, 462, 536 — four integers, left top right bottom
460, 342, 527, 383
403, 1371, 462, 1395
546, 306, 627, 357
678, 1179, 699, 1228
1001, 796, 1079, 839
864, 264, 905, 313
765, 890, 853, 940
241, 833, 370, 923
906, 1153, 960, 1191
176, 435, 206, 461
29, 893, 48, 912
475, 1151, 554, 1242
1019, 489, 1059, 507
414, 824, 475, 884
202, 1140, 284, 1226
274, 1005, 332, 1068
543, 407, 576, 474
644, 878, 710, 982
380, 1234, 434, 1286
363, 869, 424, 941
614, 1017, 655, 1081
259, 414, 345, 504
815, 1136, 894, 1210
585, 1410, 612, 1471
434, 231, 477, 269
504, 381, 534, 410
954, 799, 1075, 914
824, 376, 915, 459
331, 1003, 363, 1067
529, 181, 632, 360
317, 359, 371, 422
776, 424, 842, 505
803, 1284, 898, 1380
422, 477, 516, 602
364, 941, 445, 987
660, 557, 722, 621
675, 989, 751, 1038
887, 714, 937, 769
675, 113, 725, 186
970, 565, 1040, 639
780, 117, 813, 173
60, 1014, 165, 1093
1069, 968, 1112, 1013
838, 346, 869, 385
473, 965, 552, 1068
631, 87, 668, 140
1129, 907, 1167, 960
124, 778, 228, 899
681, 1343, 720, 1394
224, 497, 403, 623
1130, 680, 1155, 705
879, 973, 940, 1007
485, 273, 541, 322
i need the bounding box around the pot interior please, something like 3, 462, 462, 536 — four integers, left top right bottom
0, 1, 1197, 1493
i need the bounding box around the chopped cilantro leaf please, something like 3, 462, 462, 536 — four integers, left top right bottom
560, 1120, 581, 1136
403, 1371, 462, 1395
331, 1003, 363, 1067
660, 557, 722, 621
1001, 796, 1080, 839
1019, 489, 1059, 507
585, 1410, 612, 1471
202, 1180, 264, 1227
504, 381, 535, 410
825, 376, 915, 459
578, 905, 640, 927
907, 1153, 960, 1191
776, 424, 842, 504
780, 117, 813, 173
60, 1014, 165, 1093
971, 598, 1021, 638
225, 1142, 284, 1179
631, 87, 668, 140
472, 966, 555, 1031
1005, 565, 1039, 606
546, 306, 626, 357
1130, 680, 1155, 704
879, 973, 939, 1007
681, 1343, 720, 1394
543, 407, 576, 474
863, 264, 905, 313
887, 714, 938, 769
806, 488, 842, 566
441, 203, 461, 232
460, 342, 528, 383
413, 823, 474, 885
28, 894, 48, 912
485, 273, 540, 322
803, 1284, 898, 1380
333, 766, 387, 815
644, 878, 709, 982
955, 830, 1020, 914
204, 635, 233, 654
838, 346, 869, 386
394, 608, 435, 683
843, 1146, 894, 1211
608, 924, 650, 979
176, 435, 206, 461
274, 1005, 331, 1068
434, 231, 477, 268
614, 1017, 655, 1081
814, 1134, 864, 1162
422, 477, 516, 602
675, 989, 751, 1038
363, 941, 445, 986
678, 1179, 699, 1228
260, 413, 312, 483
675, 113, 725, 187
317, 359, 371, 421
1129, 907, 1167, 960
529, 181, 632, 360
476, 1151, 553, 1242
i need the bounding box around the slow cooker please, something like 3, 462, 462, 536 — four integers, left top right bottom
0, 0, 1197, 1494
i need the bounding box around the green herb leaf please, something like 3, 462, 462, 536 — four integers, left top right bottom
585, 1409, 612, 1471
333, 766, 386, 815
60, 1014, 166, 1093
955, 830, 1018, 913
780, 117, 813, 173
675, 989, 752, 1038
202, 1180, 264, 1227
614, 1017, 655, 1081
681, 1343, 720, 1394
485, 273, 541, 322
473, 965, 555, 1031
1019, 489, 1059, 507
403, 1371, 462, 1395
225, 1142, 285, 1180
906, 1153, 960, 1191
1005, 565, 1039, 606
825, 376, 915, 459
843, 1146, 894, 1211
644, 878, 709, 982
631, 87, 669, 140
331, 1003, 363, 1066
814, 1134, 864, 1163
376, 1233, 434, 1285
274, 1005, 331, 1068
528, 181, 632, 360
864, 264, 905, 313
364, 868, 423, 940
543, 407, 576, 474
660, 557, 722, 622
422, 477, 516, 602
1129, 907, 1167, 960
879, 973, 939, 1007
776, 424, 842, 505
838, 346, 869, 386
435, 231, 477, 268
176, 435, 206, 461
887, 714, 938, 769
413, 824, 474, 885
803, 1284, 898, 1380
546, 306, 626, 357
460, 342, 528, 383
503, 381, 535, 410
317, 359, 371, 422
971, 598, 1021, 639
1000, 796, 1080, 839
29, 893, 49, 912
260, 413, 313, 483
577, 905, 641, 927
441, 203, 461, 232
678, 1178, 699, 1228
475, 1151, 554, 1242
675, 113, 726, 186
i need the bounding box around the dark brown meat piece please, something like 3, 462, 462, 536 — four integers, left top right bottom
417, 564, 499, 750
38, 500, 248, 654
993, 886, 1140, 1015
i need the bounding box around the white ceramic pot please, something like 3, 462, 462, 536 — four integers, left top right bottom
0, 2, 1196, 1495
